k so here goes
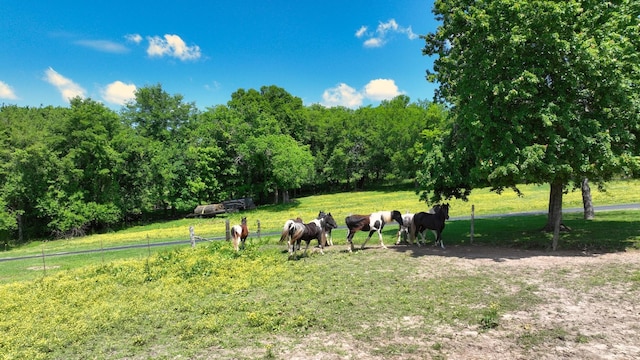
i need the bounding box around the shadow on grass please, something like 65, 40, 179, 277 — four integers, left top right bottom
388, 211, 640, 261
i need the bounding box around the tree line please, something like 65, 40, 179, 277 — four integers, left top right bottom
0, 85, 447, 241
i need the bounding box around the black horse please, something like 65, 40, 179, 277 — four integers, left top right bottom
410, 204, 449, 248
287, 212, 338, 258
317, 211, 338, 246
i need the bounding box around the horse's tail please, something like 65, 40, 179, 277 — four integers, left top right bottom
279, 220, 293, 243
409, 218, 417, 242
230, 225, 241, 239
289, 223, 305, 243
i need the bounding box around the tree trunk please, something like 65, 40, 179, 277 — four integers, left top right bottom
544, 181, 564, 250
17, 211, 23, 243
274, 187, 279, 204
582, 178, 595, 220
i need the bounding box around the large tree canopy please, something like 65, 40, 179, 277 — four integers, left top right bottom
419, 0, 640, 249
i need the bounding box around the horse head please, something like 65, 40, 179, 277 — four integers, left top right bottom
390, 210, 404, 226
319, 211, 338, 229
441, 204, 450, 219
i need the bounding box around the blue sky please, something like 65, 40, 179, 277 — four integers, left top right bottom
1, 1, 439, 110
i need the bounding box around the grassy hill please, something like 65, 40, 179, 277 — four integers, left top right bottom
0, 180, 639, 359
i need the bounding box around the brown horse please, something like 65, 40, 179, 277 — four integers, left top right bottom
230, 217, 249, 251
287, 212, 338, 259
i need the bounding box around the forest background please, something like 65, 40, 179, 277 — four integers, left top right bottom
0, 85, 447, 242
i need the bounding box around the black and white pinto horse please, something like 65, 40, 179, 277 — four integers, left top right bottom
410, 204, 450, 248
286, 212, 338, 258
345, 210, 403, 252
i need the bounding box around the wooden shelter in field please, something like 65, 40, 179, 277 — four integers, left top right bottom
188, 198, 256, 218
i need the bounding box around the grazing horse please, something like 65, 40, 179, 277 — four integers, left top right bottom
317, 211, 338, 246
230, 217, 249, 251
287, 212, 338, 259
395, 212, 415, 245
345, 210, 403, 252
410, 204, 450, 248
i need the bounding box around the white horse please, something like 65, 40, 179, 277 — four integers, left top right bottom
395, 212, 415, 245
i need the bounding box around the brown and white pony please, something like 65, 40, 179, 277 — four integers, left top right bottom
230, 217, 249, 251
344, 210, 403, 252
286, 212, 338, 259
279, 217, 304, 245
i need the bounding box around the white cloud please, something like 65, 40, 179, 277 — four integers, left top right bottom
75, 39, 128, 53
102, 81, 136, 105
125, 33, 143, 44
363, 38, 384, 48
43, 67, 86, 102
355, 26, 368, 38
146, 34, 201, 61
321, 79, 404, 108
322, 83, 364, 108
363, 79, 402, 101
357, 19, 418, 48
0, 81, 18, 100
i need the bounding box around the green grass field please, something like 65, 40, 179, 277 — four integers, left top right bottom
0, 180, 639, 359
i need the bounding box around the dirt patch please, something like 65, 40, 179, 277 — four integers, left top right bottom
293, 246, 639, 359
419, 246, 640, 359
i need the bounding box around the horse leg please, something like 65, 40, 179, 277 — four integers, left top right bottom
437, 230, 445, 249
326, 230, 333, 246
429, 229, 438, 247
418, 229, 429, 246
346, 230, 356, 252
288, 235, 299, 259
302, 240, 311, 257
316, 234, 325, 255
377, 229, 387, 249
360, 230, 375, 249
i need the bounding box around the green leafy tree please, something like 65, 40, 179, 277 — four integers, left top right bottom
120, 85, 199, 214
420, 0, 640, 249
240, 134, 314, 203
0, 105, 67, 240
41, 98, 123, 236
227, 86, 307, 141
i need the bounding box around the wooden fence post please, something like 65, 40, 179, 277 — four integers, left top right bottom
470, 204, 475, 244
189, 226, 196, 248
225, 220, 230, 241
256, 220, 261, 240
